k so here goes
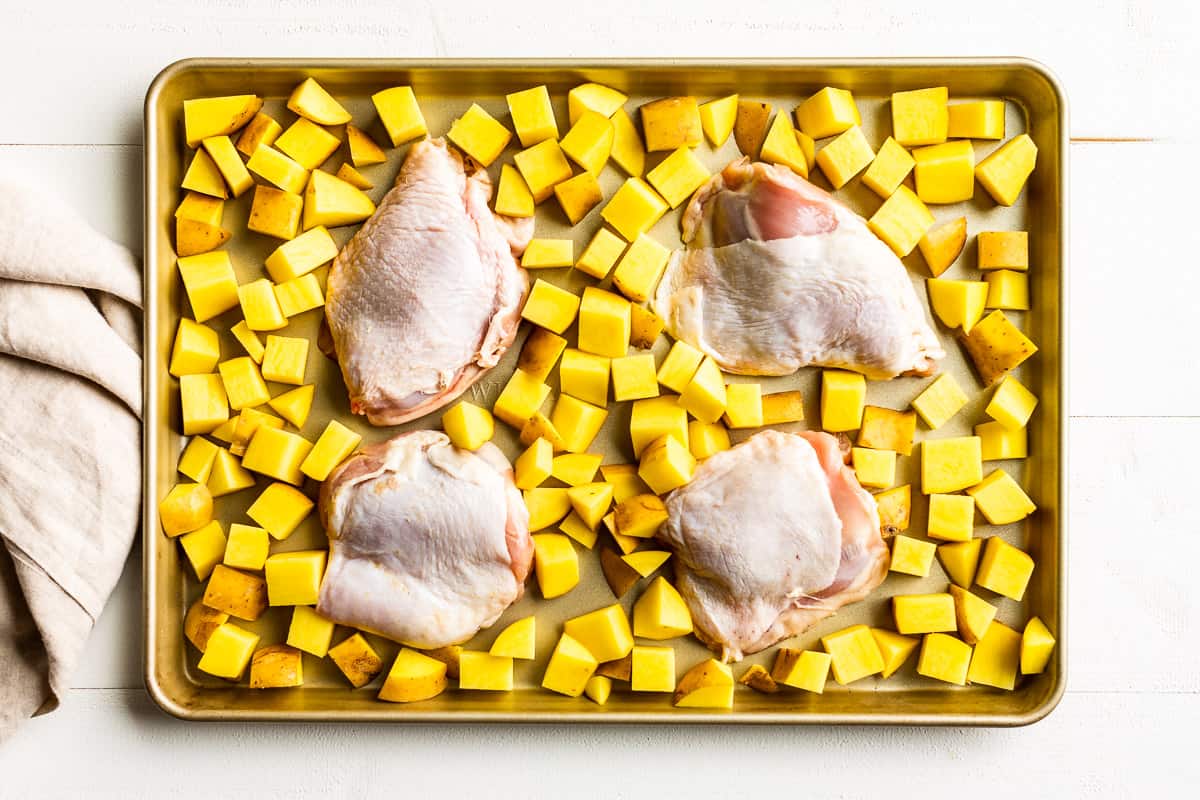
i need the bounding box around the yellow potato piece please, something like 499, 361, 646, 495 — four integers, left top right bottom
264, 550, 327, 606
249, 644, 304, 689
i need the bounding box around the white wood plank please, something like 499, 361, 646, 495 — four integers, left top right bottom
0, 0, 1196, 145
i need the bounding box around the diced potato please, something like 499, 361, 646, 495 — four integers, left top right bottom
772, 649, 832, 693
217, 357, 270, 411
175, 217, 231, 257
532, 532, 579, 598
505, 85, 558, 148
267, 383, 314, 428
647, 145, 711, 208
738, 663, 780, 693
927, 278, 988, 334
261, 335, 309, 385
948, 100, 1005, 140
894, 593, 956, 635
329, 633, 384, 689
169, 318, 220, 377
175, 191, 224, 225
520, 410, 567, 452
678, 356, 727, 424
567, 482, 615, 530
976, 420, 1028, 461
852, 447, 896, 489
821, 369, 865, 432
495, 164, 534, 218
987, 375, 1038, 431
911, 373, 968, 431
178, 436, 220, 484
247, 184, 303, 241
179, 520, 227, 580
559, 349, 611, 407
273, 274, 324, 318
1021, 617, 1056, 674
760, 390, 804, 426
640, 97, 702, 152
938, 538, 983, 589
299, 420, 361, 482
560, 110, 614, 176
723, 383, 763, 429
246, 145, 309, 195
976, 537, 1035, 600
861, 137, 915, 199
520, 279, 580, 334
206, 446, 256, 497
458, 651, 514, 691
857, 406, 916, 456
672, 658, 733, 708
264, 550, 326, 606
975, 134, 1038, 206
632, 576, 692, 639
560, 511, 598, 548
542, 633, 598, 697
249, 644, 304, 689
606, 514, 640, 555
242, 427, 312, 486
797, 130, 817, 173
441, 401, 495, 451
631, 645, 676, 692
961, 310, 1039, 386
201, 135, 254, 196
655, 340, 704, 394
967, 468, 1037, 525
985, 270, 1030, 311
927, 493, 975, 542
875, 484, 912, 536
796, 87, 861, 140
236, 112, 283, 157
276, 118, 341, 170
699, 94, 738, 147
917, 216, 967, 278
446, 103, 511, 167
336, 162, 373, 190
345, 124, 387, 167
514, 138, 572, 204
202, 564, 268, 621
237, 278, 286, 332
184, 94, 263, 147
303, 169, 376, 230
372, 86, 428, 147
868, 185, 934, 257
950, 584, 997, 645
210, 419, 237, 444
622, 550, 671, 578
287, 606, 335, 657
180, 373, 230, 435
514, 438, 554, 490
229, 408, 283, 457
223, 523, 269, 571
612, 234, 671, 303
282, 77, 350, 126
630, 304, 665, 350
921, 436, 982, 494
552, 394, 608, 453
871, 628, 920, 679
550, 453, 602, 486
525, 486, 572, 531
912, 140, 975, 204
225, 324, 265, 367
978, 230, 1029, 270
178, 251, 239, 323
197, 622, 260, 680
733, 100, 772, 158
184, 599, 229, 652
612, 353, 659, 402
599, 545, 641, 599
564, 604, 634, 663
889, 535, 936, 577
639, 434, 696, 495
575, 227, 627, 280
518, 328, 567, 382
816, 125, 874, 189
489, 616, 536, 660
179, 153, 227, 201
629, 395, 689, 457
612, 493, 668, 540
418, 645, 462, 679
602, 178, 670, 242
688, 420, 730, 460
264, 226, 338, 283
821, 624, 885, 685
568, 83, 627, 124
609, 108, 645, 177
759, 111, 809, 177
578, 287, 631, 359
891, 87, 949, 146
967, 621, 1021, 690
917, 632, 972, 685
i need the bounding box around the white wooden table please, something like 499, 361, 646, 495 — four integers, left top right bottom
2, 1, 1198, 796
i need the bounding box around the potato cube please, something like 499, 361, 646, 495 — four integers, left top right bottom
509, 438, 552, 491
891, 87, 949, 146
550, 453, 601, 487
687, 420, 730, 460
559, 511, 598, 549
966, 621, 1021, 690
601, 178, 669, 241
894, 593, 957, 635
522, 238, 575, 270
329, 633, 384, 689
264, 550, 326, 606
611, 353, 659, 402
868, 185, 935, 257
184, 599, 228, 652
248, 644, 304, 689
772, 649, 832, 693
489, 615, 536, 660
519, 412, 567, 453
495, 164, 534, 218
976, 134, 1038, 206
732, 100, 772, 158
889, 535, 936, 577
912, 140, 975, 204
334, 166, 370, 190
852, 447, 896, 489
961, 310, 1039, 386
178, 437, 220, 484
606, 517, 640, 555
178, 520, 227, 580
525, 487, 572, 531
673, 658, 733, 708
197, 622, 260, 679
246, 145, 308, 195
656, 340, 704, 393
513, 138, 572, 204
264, 382, 314, 429
180, 373, 230, 435
542, 633, 598, 697
532, 532, 579, 598
816, 125, 875, 189
577, 286, 631, 358
917, 216, 968, 278
639, 434, 696, 495
242, 427, 312, 486
821, 624, 885, 684
927, 493, 975, 542
699, 94, 738, 147
207, 447, 256, 497
217, 357, 269, 411
560, 349, 610, 407
550, 394, 608, 453
821, 369, 865, 432
238, 278, 287, 332
300, 420, 362, 481
861, 137, 915, 199
759, 111, 809, 177
630, 395, 689, 456
987, 375, 1038, 431
948, 100, 1005, 140
875, 484, 912, 535
917, 632, 972, 685
226, 323, 265, 366
201, 135, 254, 196
978, 230, 1029, 270
282, 77, 350, 126
560, 110, 614, 176
871, 628, 920, 678
630, 304, 665, 350
976, 537, 1034, 600
183, 94, 262, 147
554, 172, 603, 225
623, 550, 671, 578
492, 369, 551, 431
175, 216, 230, 257
967, 469, 1037, 525
202, 564, 268, 621
303, 169, 376, 230
950, 584, 998, 645
567, 482, 614, 530
345, 124, 387, 168
760, 390, 804, 426
520, 279, 580, 334
630, 575, 691, 640
575, 227, 627, 280
1021, 617, 1056, 674
223, 523, 270, 571
372, 86, 427, 147
612, 494, 668, 540
228, 407, 283, 457
722, 383, 763, 429
938, 538, 983, 589
976, 420, 1028, 461
517, 328, 567, 382
260, 335, 308, 386
564, 83, 625, 125
210, 418, 236, 443
911, 373, 968, 431
679, 357, 727, 424
417, 646, 461, 680
647, 145, 711, 208
273, 274, 324, 318
236, 112, 283, 157
921, 436, 982, 494
170, 318, 220, 377
178, 251, 239, 323
564, 604, 634, 663
250, 177, 305, 233
457, 651, 514, 691
505, 85, 558, 148
446, 103, 511, 167
175, 191, 225, 225
441, 401, 495, 451
738, 663, 779, 694
630, 645, 675, 692
796, 87, 861, 140
265, 226, 338, 283
985, 270, 1030, 311
181, 149, 228, 198
598, 109, 639, 181
857, 406, 916, 456
640, 97, 701, 152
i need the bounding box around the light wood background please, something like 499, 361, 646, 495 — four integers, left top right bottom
1, 1, 1197, 797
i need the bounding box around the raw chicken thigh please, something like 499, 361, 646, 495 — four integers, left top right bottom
652, 159, 943, 380
656, 429, 888, 662
317, 430, 533, 648
325, 137, 533, 426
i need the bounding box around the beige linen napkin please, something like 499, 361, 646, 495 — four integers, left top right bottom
0, 181, 142, 743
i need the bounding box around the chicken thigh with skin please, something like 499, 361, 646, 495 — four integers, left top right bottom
325, 137, 533, 426
652, 159, 944, 380
656, 429, 888, 662
317, 430, 533, 648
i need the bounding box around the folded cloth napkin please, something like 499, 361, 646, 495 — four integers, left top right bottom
0, 181, 142, 743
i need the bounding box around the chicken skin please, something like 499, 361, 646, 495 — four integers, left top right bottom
325, 138, 533, 426
652, 159, 944, 380
316, 430, 533, 648
656, 430, 888, 662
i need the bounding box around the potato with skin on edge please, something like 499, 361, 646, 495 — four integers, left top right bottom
917, 216, 968, 278
330, 633, 384, 689
673, 659, 733, 708
247, 185, 303, 241
961, 310, 1039, 386
772, 648, 832, 693
183, 95, 263, 147
336, 163, 373, 190
236, 112, 283, 157
184, 599, 229, 652
175, 217, 230, 257
202, 564, 268, 621
733, 100, 771, 158
249, 644, 304, 688
874, 484, 911, 536
739, 664, 779, 693
950, 584, 997, 645
159, 482, 216, 538
640, 97, 702, 152
287, 77, 350, 125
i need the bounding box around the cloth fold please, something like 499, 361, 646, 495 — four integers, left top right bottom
0, 180, 142, 744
